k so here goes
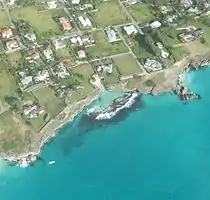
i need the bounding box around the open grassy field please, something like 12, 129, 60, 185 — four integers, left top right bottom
33, 87, 65, 118
0, 70, 17, 98
7, 51, 23, 68
113, 54, 143, 76
0, 110, 35, 153
10, 7, 62, 40
127, 3, 155, 22
0, 10, 10, 28
103, 65, 120, 85
90, 0, 130, 27
69, 64, 95, 103
86, 31, 128, 59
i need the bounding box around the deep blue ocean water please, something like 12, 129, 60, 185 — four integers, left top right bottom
1, 68, 210, 200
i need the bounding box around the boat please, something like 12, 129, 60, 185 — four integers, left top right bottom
86, 91, 139, 120
49, 161, 56, 165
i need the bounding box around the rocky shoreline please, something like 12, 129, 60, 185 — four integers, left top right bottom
1, 52, 210, 167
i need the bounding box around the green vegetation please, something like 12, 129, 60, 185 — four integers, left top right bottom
86, 31, 128, 59
128, 3, 155, 22
10, 7, 62, 40
113, 54, 143, 76
33, 87, 65, 118
103, 65, 120, 85
0, 10, 10, 28
90, 0, 130, 27
7, 51, 24, 69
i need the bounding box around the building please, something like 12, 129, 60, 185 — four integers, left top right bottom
77, 49, 86, 59
1, 28, 13, 38
179, 29, 203, 43
47, 1, 57, 9
181, 0, 193, 7
59, 17, 72, 31
18, 71, 33, 88
34, 69, 50, 83
23, 102, 45, 119
7, 0, 16, 5
6, 39, 19, 51
78, 16, 92, 27
24, 32, 37, 42
123, 25, 138, 36
72, 0, 80, 4
144, 58, 163, 71
150, 21, 162, 29
28, 49, 40, 60
43, 47, 54, 60
105, 27, 117, 42
51, 62, 70, 79
96, 63, 113, 74
53, 38, 66, 50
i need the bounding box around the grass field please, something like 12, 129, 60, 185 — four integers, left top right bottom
10, 7, 62, 40
69, 64, 95, 103
33, 87, 65, 118
0, 10, 10, 28
86, 31, 128, 59
7, 51, 23, 68
103, 65, 120, 84
90, 0, 130, 27
0, 70, 17, 98
113, 54, 143, 76
128, 3, 155, 22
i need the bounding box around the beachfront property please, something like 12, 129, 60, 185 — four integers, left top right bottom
34, 69, 50, 83
6, 39, 19, 51
123, 25, 138, 36
143, 58, 163, 72
23, 102, 45, 119
51, 62, 70, 79
155, 42, 170, 59
43, 46, 54, 61
179, 29, 203, 43
1, 28, 13, 38
53, 38, 67, 51
59, 17, 72, 31
93, 59, 113, 75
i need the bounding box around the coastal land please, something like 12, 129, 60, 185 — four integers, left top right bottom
1, 0, 210, 164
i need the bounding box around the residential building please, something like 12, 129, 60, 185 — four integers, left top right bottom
59, 17, 72, 31
106, 27, 117, 42
1, 28, 13, 38
72, 0, 80, 4
6, 39, 19, 51
144, 58, 163, 71
77, 49, 86, 59
123, 25, 138, 36
28, 49, 40, 60
43, 47, 54, 60
53, 38, 66, 50
47, 1, 57, 9
96, 63, 113, 74
18, 71, 33, 88
150, 21, 162, 29
23, 102, 45, 119
34, 69, 50, 83
7, 0, 16, 5
78, 16, 92, 27
179, 29, 203, 43
51, 62, 70, 79
181, 0, 193, 7
24, 32, 37, 42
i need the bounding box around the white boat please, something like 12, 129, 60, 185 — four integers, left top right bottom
49, 161, 56, 165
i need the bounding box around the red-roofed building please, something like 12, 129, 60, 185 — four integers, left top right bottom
6, 39, 19, 51
77, 49, 86, 59
59, 17, 72, 31
1, 28, 13, 38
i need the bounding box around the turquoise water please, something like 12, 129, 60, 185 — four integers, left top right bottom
1, 68, 210, 200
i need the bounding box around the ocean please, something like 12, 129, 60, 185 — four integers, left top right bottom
1, 68, 210, 200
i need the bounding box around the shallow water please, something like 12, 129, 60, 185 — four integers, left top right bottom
1, 68, 210, 200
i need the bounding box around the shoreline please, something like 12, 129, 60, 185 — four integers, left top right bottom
1, 52, 210, 165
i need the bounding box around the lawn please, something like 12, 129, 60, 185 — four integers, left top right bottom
113, 54, 143, 76
7, 51, 24, 68
33, 87, 65, 118
128, 3, 155, 22
103, 65, 120, 85
10, 7, 62, 40
0, 10, 10, 28
86, 31, 128, 59
90, 0, 130, 27
0, 70, 17, 98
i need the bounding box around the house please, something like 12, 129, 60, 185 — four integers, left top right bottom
18, 71, 33, 88
150, 21, 162, 29
1, 28, 13, 38
181, 0, 193, 7
78, 16, 92, 27
144, 58, 163, 71
155, 42, 170, 59
34, 69, 50, 83
51, 62, 70, 79
124, 0, 137, 5
53, 38, 66, 50
72, 0, 80, 4
77, 49, 86, 59
59, 17, 72, 31
96, 63, 113, 74
43, 47, 54, 60
47, 1, 57, 9
28, 49, 40, 60
106, 27, 117, 42
82, 34, 95, 46
23, 102, 45, 119
24, 32, 36, 42
179, 29, 203, 43
6, 39, 19, 51
123, 25, 138, 36
7, 0, 16, 5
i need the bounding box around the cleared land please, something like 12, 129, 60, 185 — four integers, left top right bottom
7, 51, 24, 68
113, 54, 143, 76
33, 87, 65, 118
0, 10, 10, 28
86, 31, 128, 59
91, 0, 130, 27
70, 64, 95, 103
10, 7, 62, 40
127, 4, 155, 22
